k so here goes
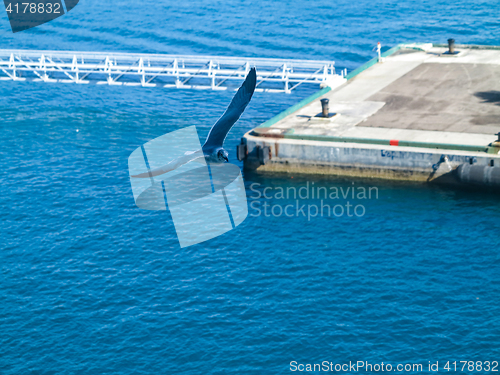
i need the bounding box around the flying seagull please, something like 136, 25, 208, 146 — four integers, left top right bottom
132, 67, 257, 178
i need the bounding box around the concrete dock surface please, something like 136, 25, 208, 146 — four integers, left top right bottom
242, 43, 500, 186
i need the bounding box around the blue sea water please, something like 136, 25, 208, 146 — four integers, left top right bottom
1, 1, 500, 374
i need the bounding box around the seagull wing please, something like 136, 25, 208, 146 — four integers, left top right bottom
203, 67, 257, 149
131, 149, 204, 178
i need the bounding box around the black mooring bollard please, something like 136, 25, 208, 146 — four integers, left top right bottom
320, 98, 329, 117
448, 38, 455, 54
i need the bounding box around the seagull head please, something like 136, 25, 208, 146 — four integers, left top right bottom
217, 149, 229, 163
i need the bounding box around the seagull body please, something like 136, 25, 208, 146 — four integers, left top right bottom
132, 68, 257, 178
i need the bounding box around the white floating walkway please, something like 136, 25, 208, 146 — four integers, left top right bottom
0, 49, 343, 93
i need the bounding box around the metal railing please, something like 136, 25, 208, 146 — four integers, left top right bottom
0, 49, 342, 93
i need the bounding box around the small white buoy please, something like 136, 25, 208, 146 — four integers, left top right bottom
76, 129, 79, 132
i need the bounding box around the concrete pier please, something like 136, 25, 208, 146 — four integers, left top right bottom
241, 43, 500, 186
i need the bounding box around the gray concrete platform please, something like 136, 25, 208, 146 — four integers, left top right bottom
242, 43, 500, 185
363, 61, 500, 135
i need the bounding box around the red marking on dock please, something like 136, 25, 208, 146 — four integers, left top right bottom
390, 140, 399, 146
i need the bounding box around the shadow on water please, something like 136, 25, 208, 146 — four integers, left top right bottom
474, 91, 500, 105
242, 169, 500, 200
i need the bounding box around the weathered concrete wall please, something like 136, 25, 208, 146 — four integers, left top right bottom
243, 134, 500, 184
